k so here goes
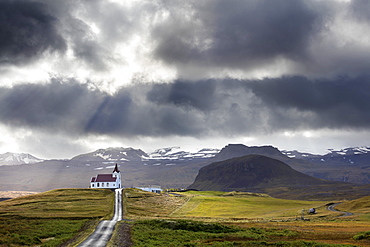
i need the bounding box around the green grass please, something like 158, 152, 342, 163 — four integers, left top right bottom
124, 189, 370, 246
0, 217, 89, 246
181, 191, 229, 196
130, 219, 353, 246
353, 231, 370, 240
336, 195, 370, 215
171, 191, 328, 219
124, 188, 188, 218
0, 188, 114, 246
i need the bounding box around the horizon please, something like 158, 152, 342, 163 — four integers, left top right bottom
2, 142, 369, 160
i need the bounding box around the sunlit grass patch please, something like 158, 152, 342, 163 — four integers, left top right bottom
171, 192, 328, 219
336, 195, 370, 216
123, 189, 370, 246
124, 188, 188, 218
180, 190, 228, 197
0, 188, 114, 219
0, 188, 114, 246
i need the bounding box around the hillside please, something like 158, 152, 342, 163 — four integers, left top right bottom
0, 189, 114, 246
188, 154, 370, 200
188, 155, 330, 191
213, 144, 370, 184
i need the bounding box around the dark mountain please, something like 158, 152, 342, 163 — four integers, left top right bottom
188, 154, 370, 200
212, 144, 370, 184
188, 155, 330, 192
212, 144, 285, 161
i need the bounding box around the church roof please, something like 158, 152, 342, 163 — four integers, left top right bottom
91, 174, 117, 182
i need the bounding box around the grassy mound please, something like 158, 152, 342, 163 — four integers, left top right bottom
0, 188, 114, 246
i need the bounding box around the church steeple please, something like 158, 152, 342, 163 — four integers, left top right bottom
113, 163, 120, 173
112, 164, 121, 188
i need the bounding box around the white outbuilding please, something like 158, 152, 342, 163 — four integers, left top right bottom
137, 185, 162, 193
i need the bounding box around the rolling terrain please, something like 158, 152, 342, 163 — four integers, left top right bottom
1, 188, 370, 246
122, 188, 370, 246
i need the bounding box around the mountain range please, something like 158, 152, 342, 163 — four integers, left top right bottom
2, 145, 370, 166
0, 144, 370, 196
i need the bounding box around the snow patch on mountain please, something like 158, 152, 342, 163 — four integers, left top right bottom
72, 147, 147, 162
281, 150, 320, 159
145, 147, 220, 160
0, 152, 43, 166
328, 147, 370, 156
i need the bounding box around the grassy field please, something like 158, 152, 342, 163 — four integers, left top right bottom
0, 188, 114, 246
2, 188, 370, 246
170, 191, 330, 219
336, 196, 370, 221
122, 189, 370, 246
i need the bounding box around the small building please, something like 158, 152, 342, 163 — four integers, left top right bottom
90, 164, 121, 189
137, 185, 162, 193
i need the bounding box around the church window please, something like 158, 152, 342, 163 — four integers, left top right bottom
107, 183, 109, 187
97, 183, 100, 187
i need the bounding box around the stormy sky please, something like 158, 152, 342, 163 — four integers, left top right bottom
1, 0, 370, 159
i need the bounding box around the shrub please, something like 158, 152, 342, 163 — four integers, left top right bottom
353, 231, 370, 240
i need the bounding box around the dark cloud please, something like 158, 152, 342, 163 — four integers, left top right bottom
0, 0, 66, 64
1, 75, 370, 139
247, 76, 370, 129
85, 90, 133, 134
147, 80, 217, 111
350, 0, 370, 22
0, 79, 103, 132
153, 0, 320, 70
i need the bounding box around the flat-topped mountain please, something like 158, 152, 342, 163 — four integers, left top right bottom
212, 144, 285, 162
188, 154, 370, 200
188, 154, 330, 192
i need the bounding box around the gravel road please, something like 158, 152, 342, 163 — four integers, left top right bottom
327, 202, 354, 217
78, 188, 123, 247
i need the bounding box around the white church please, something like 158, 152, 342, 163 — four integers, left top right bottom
90, 164, 121, 189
